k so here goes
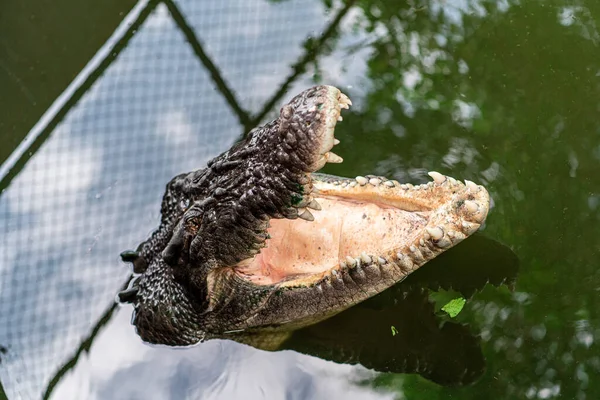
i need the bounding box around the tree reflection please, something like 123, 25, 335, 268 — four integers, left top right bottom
311, 0, 600, 398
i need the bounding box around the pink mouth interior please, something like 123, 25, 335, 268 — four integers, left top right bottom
234, 196, 429, 286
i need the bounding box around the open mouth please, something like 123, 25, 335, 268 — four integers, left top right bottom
119, 85, 492, 344
233, 86, 490, 288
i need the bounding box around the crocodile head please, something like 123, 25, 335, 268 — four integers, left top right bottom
119, 85, 490, 346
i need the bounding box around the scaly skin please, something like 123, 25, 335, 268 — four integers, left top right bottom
119, 85, 490, 346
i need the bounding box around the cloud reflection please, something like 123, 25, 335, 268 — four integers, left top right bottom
51, 307, 391, 400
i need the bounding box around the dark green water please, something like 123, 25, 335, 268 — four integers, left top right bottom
1, 0, 599, 399
321, 1, 600, 397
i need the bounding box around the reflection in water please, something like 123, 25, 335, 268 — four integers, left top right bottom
53, 307, 390, 400
1, 0, 600, 398
51, 236, 516, 399
232, 235, 517, 387
0, 1, 349, 398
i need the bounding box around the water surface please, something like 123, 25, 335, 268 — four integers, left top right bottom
1, 0, 599, 399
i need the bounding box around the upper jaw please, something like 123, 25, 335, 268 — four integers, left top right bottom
280, 85, 350, 173
310, 172, 490, 267
308, 86, 351, 170
142, 86, 354, 278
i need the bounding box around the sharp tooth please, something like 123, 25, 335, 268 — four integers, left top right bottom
377, 257, 387, 265
345, 256, 357, 268
333, 138, 340, 145
448, 177, 458, 185
426, 226, 444, 240
464, 200, 479, 213
384, 180, 395, 187
360, 252, 372, 264
369, 178, 381, 186
298, 209, 315, 221
355, 176, 368, 185
339, 103, 350, 109
339, 93, 352, 106
464, 180, 478, 191
295, 198, 309, 207
410, 245, 417, 253
436, 237, 452, 248
396, 253, 413, 272
462, 221, 479, 234
307, 199, 322, 210
326, 152, 343, 164
337, 116, 343, 122
349, 181, 357, 187
428, 171, 446, 184
400, 184, 408, 190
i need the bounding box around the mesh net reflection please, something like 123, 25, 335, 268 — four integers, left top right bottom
0, 0, 353, 398
0, 0, 519, 398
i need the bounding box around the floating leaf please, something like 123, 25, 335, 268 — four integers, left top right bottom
441, 297, 466, 318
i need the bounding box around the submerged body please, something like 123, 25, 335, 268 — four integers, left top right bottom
119, 85, 490, 346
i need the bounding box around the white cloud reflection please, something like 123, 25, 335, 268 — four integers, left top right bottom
51, 307, 392, 400
0, 1, 393, 399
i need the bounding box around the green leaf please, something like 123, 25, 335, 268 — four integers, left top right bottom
441, 297, 466, 318
391, 325, 398, 336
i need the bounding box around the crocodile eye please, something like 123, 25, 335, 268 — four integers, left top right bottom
184, 214, 201, 233
180, 199, 190, 210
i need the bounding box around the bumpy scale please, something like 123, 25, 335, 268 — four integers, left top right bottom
119, 85, 490, 346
